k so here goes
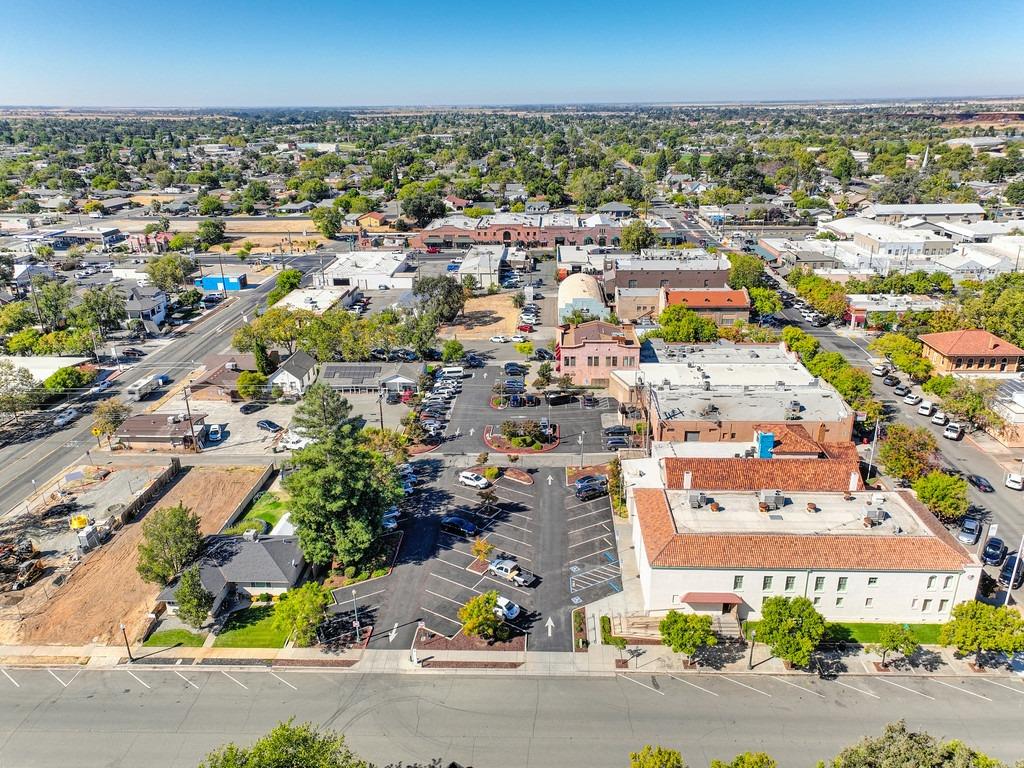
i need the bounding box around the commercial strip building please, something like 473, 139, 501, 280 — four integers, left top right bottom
610, 341, 854, 444
601, 249, 731, 299
322, 250, 416, 291
614, 287, 750, 325
845, 293, 947, 329
317, 361, 424, 393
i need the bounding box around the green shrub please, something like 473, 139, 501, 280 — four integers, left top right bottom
371, 567, 388, 578
343, 566, 356, 580
573, 610, 585, 634
257, 592, 272, 603
483, 466, 500, 480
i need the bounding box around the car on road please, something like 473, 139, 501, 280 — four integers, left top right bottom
493, 595, 521, 621
881, 374, 900, 386
459, 471, 490, 489
88, 379, 113, 396
490, 335, 510, 344
810, 317, 828, 327
582, 394, 597, 408
510, 334, 527, 343
240, 402, 265, 415
122, 347, 146, 358
574, 474, 608, 491
517, 324, 534, 333
943, 422, 964, 440
931, 410, 948, 426
999, 555, 1024, 589
207, 424, 223, 442
1006, 473, 1024, 491
533, 348, 554, 361
957, 517, 983, 545
257, 419, 283, 433
439, 515, 478, 537
603, 425, 633, 437
893, 384, 911, 397
53, 408, 80, 428
903, 393, 922, 406
426, 246, 440, 254
983, 537, 1008, 566
966, 474, 995, 493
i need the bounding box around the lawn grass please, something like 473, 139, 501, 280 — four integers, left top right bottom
246, 491, 288, 526
213, 605, 289, 648
744, 620, 942, 645
143, 629, 206, 647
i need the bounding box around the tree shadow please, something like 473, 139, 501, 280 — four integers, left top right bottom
695, 639, 746, 670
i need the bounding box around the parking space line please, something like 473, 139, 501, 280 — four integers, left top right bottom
496, 485, 533, 499
483, 530, 532, 548
480, 574, 532, 595
126, 670, 151, 689
569, 532, 614, 549
877, 678, 934, 699
492, 520, 532, 535
270, 672, 298, 690
567, 509, 603, 522
47, 669, 68, 688
569, 546, 614, 564
721, 676, 771, 697
221, 671, 248, 690
506, 511, 533, 522
1, 668, 19, 688
420, 607, 462, 629
666, 673, 718, 696
569, 520, 612, 534
429, 574, 482, 594
426, 589, 472, 607
982, 678, 1024, 695
771, 676, 825, 697
617, 674, 664, 695
835, 680, 880, 699
564, 499, 607, 512
175, 671, 199, 689
931, 679, 991, 700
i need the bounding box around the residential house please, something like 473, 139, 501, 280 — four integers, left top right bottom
596, 202, 633, 220
124, 285, 168, 333
190, 353, 264, 403
267, 351, 318, 397
525, 200, 550, 214
278, 200, 314, 214
318, 361, 424, 393
918, 330, 1024, 374
356, 211, 387, 229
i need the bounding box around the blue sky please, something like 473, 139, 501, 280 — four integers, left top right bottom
2, 0, 1022, 107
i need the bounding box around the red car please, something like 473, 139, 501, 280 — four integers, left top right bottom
517, 323, 534, 333
401, 390, 415, 403
426, 246, 440, 254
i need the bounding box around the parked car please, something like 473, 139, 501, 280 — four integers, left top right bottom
240, 402, 266, 415
207, 424, 223, 442
574, 474, 608, 491
533, 348, 554, 361
1006, 473, 1024, 491
603, 425, 633, 437
957, 517, 982, 545
439, 515, 478, 537
943, 422, 964, 440
517, 324, 534, 333
426, 246, 440, 254
510, 334, 527, 343
999, 555, 1024, 589
459, 471, 490, 489
490, 335, 510, 344
488, 558, 537, 587
930, 410, 948, 426
503, 362, 528, 375
465, 354, 485, 368
604, 437, 630, 450
967, 474, 995, 493
917, 400, 934, 416
582, 394, 597, 408
257, 419, 283, 433
868, 361, 888, 375
576, 484, 609, 501
88, 379, 113, 396
903, 393, 921, 406
53, 408, 80, 428
893, 384, 911, 397
386, 391, 401, 404
982, 537, 1008, 566
493, 595, 521, 621
122, 347, 146, 358
882, 375, 900, 386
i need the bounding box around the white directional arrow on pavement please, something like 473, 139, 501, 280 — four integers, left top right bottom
545, 617, 554, 637
483, 372, 488, 379
389, 622, 398, 643
469, 428, 475, 437
547, 475, 552, 486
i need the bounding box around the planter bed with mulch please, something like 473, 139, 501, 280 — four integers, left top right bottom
502, 467, 533, 485
466, 558, 489, 574
572, 606, 589, 653
483, 425, 560, 453
324, 532, 403, 590
422, 660, 523, 669
417, 630, 527, 652
566, 464, 611, 486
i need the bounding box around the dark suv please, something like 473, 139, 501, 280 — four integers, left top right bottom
576, 485, 608, 501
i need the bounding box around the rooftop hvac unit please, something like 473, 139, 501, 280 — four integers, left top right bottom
689, 492, 706, 509
242, 528, 259, 542
759, 489, 784, 510
225, 360, 238, 371
785, 400, 801, 420
866, 505, 886, 523
871, 492, 886, 506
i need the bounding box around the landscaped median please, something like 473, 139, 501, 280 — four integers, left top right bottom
482, 422, 560, 453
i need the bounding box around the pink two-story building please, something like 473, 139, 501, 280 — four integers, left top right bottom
556, 321, 641, 387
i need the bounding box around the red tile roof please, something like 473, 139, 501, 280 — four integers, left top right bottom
664, 288, 750, 310
634, 489, 972, 572
753, 424, 822, 456
918, 330, 1024, 358
663, 455, 863, 492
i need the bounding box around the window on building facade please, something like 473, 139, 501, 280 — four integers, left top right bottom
813, 596, 821, 606
587, 356, 598, 367
922, 599, 932, 612
762, 575, 773, 590
565, 356, 576, 367
814, 576, 825, 591
628, 279, 638, 288
939, 599, 949, 613
733, 575, 744, 590
867, 577, 878, 587
605, 356, 617, 367
785, 576, 796, 592
927, 575, 936, 589
943, 575, 953, 589
624, 356, 635, 366
865, 597, 873, 608
837, 577, 848, 592
835, 597, 844, 607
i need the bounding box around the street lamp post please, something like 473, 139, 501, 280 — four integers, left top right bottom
410, 620, 425, 666
747, 629, 756, 670
578, 430, 586, 468
351, 589, 360, 627
120, 622, 135, 663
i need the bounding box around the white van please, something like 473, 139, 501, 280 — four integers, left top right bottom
943, 422, 964, 440
917, 400, 934, 416
439, 366, 464, 379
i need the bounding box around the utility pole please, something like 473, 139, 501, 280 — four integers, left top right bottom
181, 385, 201, 453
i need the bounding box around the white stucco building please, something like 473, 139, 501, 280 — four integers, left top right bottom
322, 250, 415, 291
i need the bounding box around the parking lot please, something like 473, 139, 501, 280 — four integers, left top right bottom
157, 393, 294, 454
339, 457, 621, 652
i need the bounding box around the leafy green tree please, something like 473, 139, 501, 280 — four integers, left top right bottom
1004, 180, 1024, 206
646, 305, 719, 343
912, 470, 968, 521
310, 206, 342, 239
136, 504, 203, 586
413, 276, 465, 322
458, 590, 502, 639
748, 287, 782, 317
620, 220, 657, 253
167, 232, 197, 252
198, 720, 369, 768
236, 371, 268, 401
0, 301, 36, 334
92, 397, 132, 444
940, 601, 1024, 667
76, 285, 127, 338
658, 610, 717, 663
867, 624, 920, 669
273, 582, 330, 647
291, 382, 353, 440
400, 190, 445, 226
710, 754, 777, 768
511, 290, 526, 309
283, 435, 400, 567
33, 277, 73, 331
177, 288, 203, 308
267, 267, 304, 305
877, 424, 937, 481
298, 178, 330, 202
939, 378, 1004, 432
461, 273, 479, 297
145, 253, 193, 292
43, 365, 94, 393
827, 720, 1007, 768
868, 334, 932, 381
441, 339, 465, 363
197, 195, 223, 215
174, 566, 213, 629
727, 252, 765, 289
0, 359, 37, 421
629, 745, 686, 768
6, 327, 41, 356
196, 219, 226, 249
756, 596, 825, 668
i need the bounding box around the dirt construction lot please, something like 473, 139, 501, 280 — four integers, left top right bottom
7, 465, 267, 646
440, 293, 517, 340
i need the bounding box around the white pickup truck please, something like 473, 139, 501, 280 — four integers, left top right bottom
488, 558, 537, 587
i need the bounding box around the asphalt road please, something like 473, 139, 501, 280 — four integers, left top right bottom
0, 667, 1022, 767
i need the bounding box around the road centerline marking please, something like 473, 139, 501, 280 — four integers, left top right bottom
721, 676, 771, 697
877, 678, 933, 699
221, 671, 248, 690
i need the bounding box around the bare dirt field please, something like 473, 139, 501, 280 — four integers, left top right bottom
3, 465, 267, 646
440, 293, 517, 339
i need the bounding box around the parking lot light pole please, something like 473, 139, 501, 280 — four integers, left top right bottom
747, 629, 756, 670
120, 623, 134, 663
578, 430, 585, 468
352, 589, 359, 627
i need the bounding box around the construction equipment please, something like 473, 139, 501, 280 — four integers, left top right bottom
70, 514, 90, 530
